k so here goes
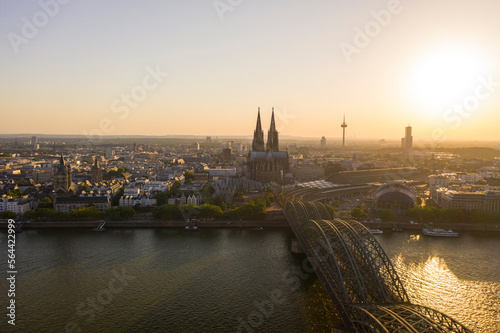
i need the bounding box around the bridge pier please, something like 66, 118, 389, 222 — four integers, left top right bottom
290, 238, 304, 254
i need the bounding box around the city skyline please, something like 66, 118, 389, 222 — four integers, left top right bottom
2, 1, 500, 140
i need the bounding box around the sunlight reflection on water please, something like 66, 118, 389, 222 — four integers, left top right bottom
392, 254, 500, 332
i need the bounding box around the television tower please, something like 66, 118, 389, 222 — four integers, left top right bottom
341, 114, 348, 147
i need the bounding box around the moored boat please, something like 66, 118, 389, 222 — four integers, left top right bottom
369, 229, 383, 235
422, 228, 458, 237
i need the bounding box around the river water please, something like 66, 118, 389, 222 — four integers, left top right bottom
0, 228, 498, 332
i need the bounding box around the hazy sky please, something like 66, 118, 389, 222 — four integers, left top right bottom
1, 0, 500, 142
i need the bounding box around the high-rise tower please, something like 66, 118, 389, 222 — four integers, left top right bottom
341, 114, 348, 147
401, 125, 413, 151
252, 108, 265, 152
267, 107, 279, 152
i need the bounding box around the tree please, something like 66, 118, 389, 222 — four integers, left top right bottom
105, 206, 135, 220
152, 204, 183, 220
213, 195, 227, 211
198, 204, 223, 219
23, 187, 36, 195
7, 189, 22, 198
155, 191, 168, 206
107, 167, 127, 177
324, 204, 335, 219
1, 210, 17, 219
68, 206, 103, 220
111, 187, 125, 206
223, 199, 266, 220
378, 209, 395, 222
167, 181, 181, 197
184, 171, 194, 184
265, 192, 274, 206
23, 209, 39, 220
38, 197, 53, 209
350, 206, 367, 220
16, 179, 29, 186
201, 183, 215, 196
416, 196, 423, 206
330, 200, 342, 208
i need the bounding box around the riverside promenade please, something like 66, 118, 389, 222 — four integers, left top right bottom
0, 219, 289, 229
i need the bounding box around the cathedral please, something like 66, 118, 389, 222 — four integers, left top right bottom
247, 108, 289, 183
53, 155, 77, 196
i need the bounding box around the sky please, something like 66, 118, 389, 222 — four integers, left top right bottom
1, 0, 500, 142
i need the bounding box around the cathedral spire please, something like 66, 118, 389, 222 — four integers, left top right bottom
269, 107, 276, 132
252, 107, 265, 152
256, 107, 262, 133
267, 107, 279, 152
60, 154, 65, 166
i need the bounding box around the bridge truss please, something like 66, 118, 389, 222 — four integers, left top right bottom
283, 195, 472, 333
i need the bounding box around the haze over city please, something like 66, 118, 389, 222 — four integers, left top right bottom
1, 0, 500, 140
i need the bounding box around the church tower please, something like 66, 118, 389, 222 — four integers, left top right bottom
53, 155, 74, 195
91, 157, 103, 184
266, 107, 279, 152
252, 107, 265, 152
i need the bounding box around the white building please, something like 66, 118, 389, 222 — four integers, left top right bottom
1, 197, 31, 215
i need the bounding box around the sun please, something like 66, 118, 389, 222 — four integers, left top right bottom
409, 46, 489, 112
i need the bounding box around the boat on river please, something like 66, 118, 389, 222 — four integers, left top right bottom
422, 228, 458, 237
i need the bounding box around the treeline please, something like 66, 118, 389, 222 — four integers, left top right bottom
22, 206, 135, 221
152, 199, 267, 221
407, 206, 500, 224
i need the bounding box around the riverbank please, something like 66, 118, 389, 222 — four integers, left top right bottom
1, 219, 498, 233
362, 221, 500, 232
0, 219, 289, 229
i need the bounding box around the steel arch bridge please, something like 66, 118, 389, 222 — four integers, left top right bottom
282, 194, 472, 333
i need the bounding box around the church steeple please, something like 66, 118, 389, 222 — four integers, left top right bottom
256, 107, 262, 133
269, 107, 276, 132
267, 107, 279, 152
252, 107, 265, 152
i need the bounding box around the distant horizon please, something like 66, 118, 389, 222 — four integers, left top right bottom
2, 133, 500, 146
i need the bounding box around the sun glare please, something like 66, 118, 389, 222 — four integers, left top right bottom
409, 47, 489, 113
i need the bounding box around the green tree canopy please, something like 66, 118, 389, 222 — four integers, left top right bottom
350, 206, 367, 220
1, 210, 17, 219
38, 197, 53, 209
105, 206, 135, 220
223, 200, 266, 220
378, 209, 395, 222
111, 187, 125, 206
324, 204, 335, 219
152, 204, 183, 220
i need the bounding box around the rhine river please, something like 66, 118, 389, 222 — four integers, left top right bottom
1, 228, 499, 332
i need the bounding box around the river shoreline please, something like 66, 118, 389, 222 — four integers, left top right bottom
1, 219, 499, 233
0, 219, 289, 229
